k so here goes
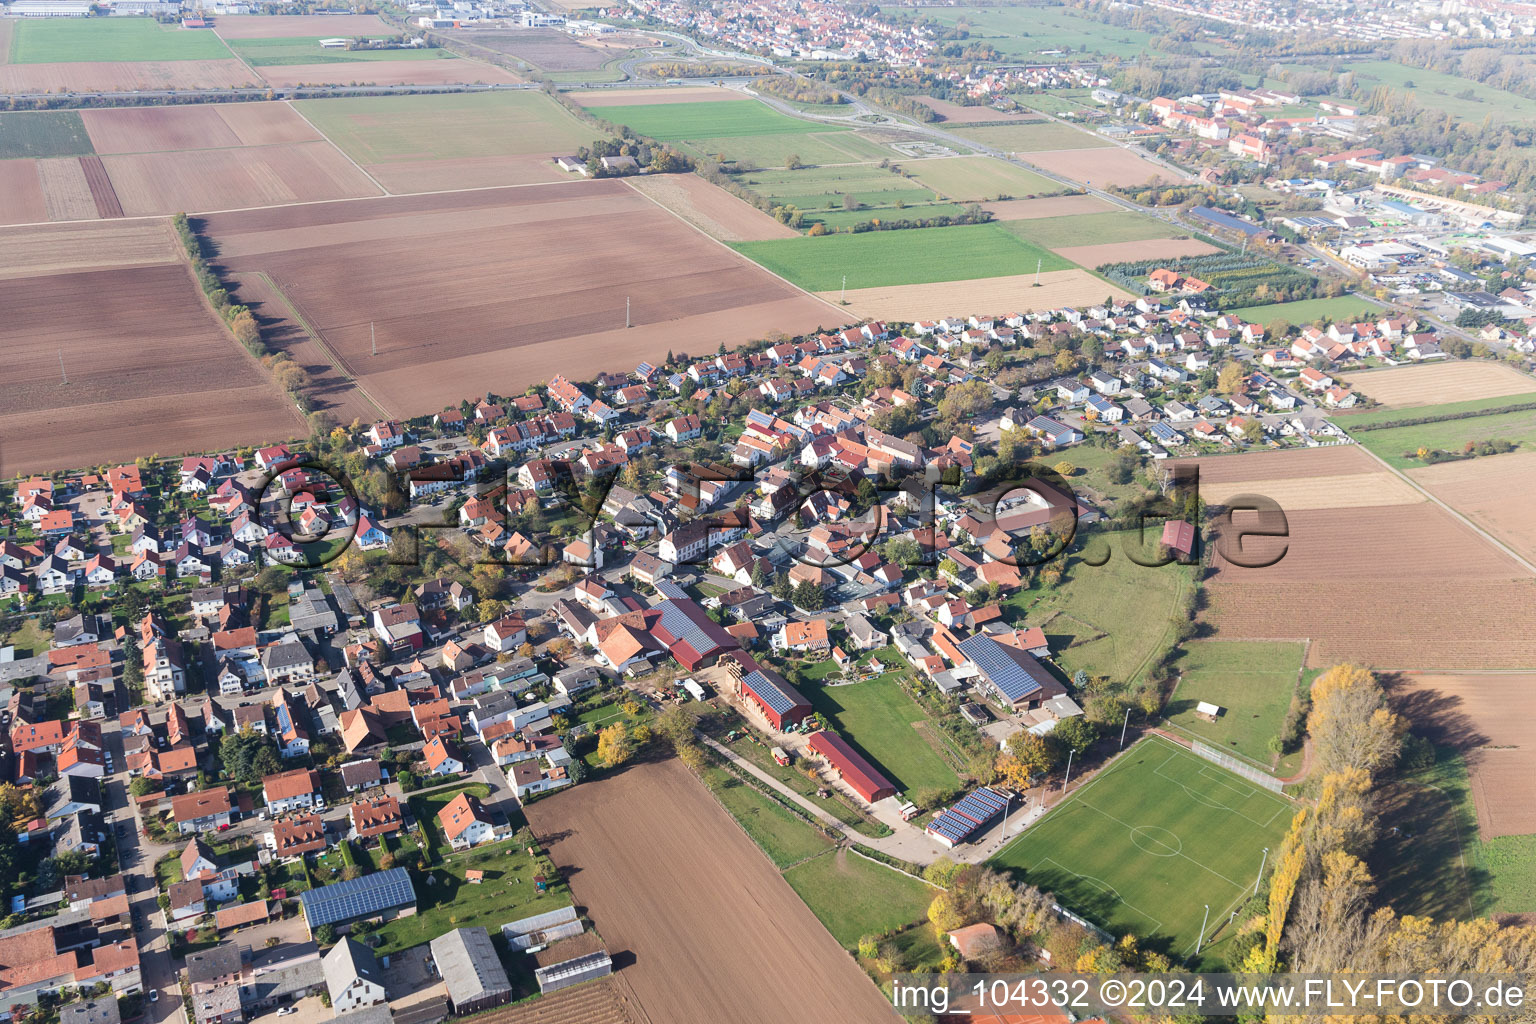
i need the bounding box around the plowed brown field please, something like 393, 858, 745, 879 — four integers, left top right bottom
82, 105, 242, 153
102, 142, 381, 216
1173, 444, 1383, 482
0, 160, 47, 225
36, 157, 95, 222
1029, 146, 1181, 187
524, 758, 897, 1024
212, 14, 395, 37
0, 59, 255, 93
1338, 360, 1536, 408
255, 58, 519, 88
1409, 449, 1536, 565
201, 181, 838, 416
79, 155, 123, 218
0, 224, 301, 475
1389, 673, 1536, 838
822, 268, 1129, 322
1205, 502, 1536, 669
626, 172, 799, 241
1054, 236, 1218, 267
0, 220, 175, 278
979, 194, 1114, 220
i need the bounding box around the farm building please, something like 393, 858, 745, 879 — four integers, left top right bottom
533, 934, 613, 996
927, 787, 1013, 848
431, 927, 512, 1014
650, 599, 738, 671
805, 731, 896, 804
724, 653, 811, 729
956, 634, 1065, 708
298, 867, 416, 937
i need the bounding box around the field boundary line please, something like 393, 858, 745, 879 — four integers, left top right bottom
282, 98, 393, 196
995, 731, 1161, 858
1036, 855, 1166, 938
843, 844, 940, 888
250, 270, 389, 418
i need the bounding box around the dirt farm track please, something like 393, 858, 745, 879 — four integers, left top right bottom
524, 758, 898, 1024
203, 180, 837, 417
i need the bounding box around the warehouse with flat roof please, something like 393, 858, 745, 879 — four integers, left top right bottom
431, 927, 512, 1015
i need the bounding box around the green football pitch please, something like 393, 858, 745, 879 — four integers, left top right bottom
991, 735, 1293, 960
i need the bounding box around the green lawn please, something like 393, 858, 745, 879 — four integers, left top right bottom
296, 91, 592, 164
1003, 210, 1179, 249
991, 736, 1293, 961
686, 129, 893, 167
700, 763, 834, 868
1163, 641, 1304, 767
372, 838, 571, 955
1370, 749, 1487, 921
1345, 60, 1536, 124
229, 37, 455, 66
1340, 392, 1536, 429
901, 155, 1063, 202
0, 111, 94, 159
1016, 90, 1096, 117
1228, 296, 1380, 327
906, 5, 1184, 58
803, 674, 960, 795
731, 221, 1074, 292
950, 120, 1111, 153
11, 18, 233, 63
584, 98, 844, 141
1010, 531, 1194, 684
1353, 406, 1536, 467
783, 849, 937, 948
733, 162, 959, 229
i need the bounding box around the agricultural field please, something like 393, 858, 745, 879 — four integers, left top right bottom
10, 17, 234, 63
1337, 361, 1536, 410
1002, 210, 1185, 250
203, 182, 835, 419
254, 57, 518, 89
950, 120, 1110, 154
1179, 441, 1425, 511
227, 37, 457, 66
1228, 295, 1380, 327
908, 5, 1185, 59
915, 95, 1043, 122
585, 98, 838, 142
1054, 236, 1219, 268
730, 162, 964, 230
625, 172, 799, 241
731, 221, 1074, 292
1029, 146, 1183, 188
1353, 406, 1536, 468
992, 736, 1292, 962
296, 91, 588, 193
1009, 530, 1195, 684
1164, 641, 1306, 769
439, 27, 626, 71
901, 155, 1062, 201
524, 758, 898, 1024
783, 849, 937, 948
979, 193, 1113, 221
0, 219, 302, 476
211, 14, 397, 38
802, 672, 961, 795
0, 111, 93, 159
0, 59, 255, 94
1409, 450, 1536, 565
831, 268, 1127, 321
1339, 60, 1536, 124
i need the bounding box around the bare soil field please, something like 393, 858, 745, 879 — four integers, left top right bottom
0, 219, 176, 278
0, 231, 301, 475
1054, 236, 1218, 267
363, 155, 565, 195
217, 102, 325, 146
255, 58, 519, 88
1200, 472, 1424, 511
201, 181, 836, 416
1390, 673, 1536, 838
82, 105, 240, 153
36, 157, 96, 221
211, 14, 396, 38
917, 96, 1043, 122
1204, 502, 1536, 669
822, 268, 1129, 321
102, 143, 381, 216
626, 173, 799, 241
979, 194, 1114, 220
1028, 146, 1181, 187
1338, 360, 1536, 408
0, 160, 48, 224
1173, 444, 1385, 482
0, 59, 256, 93
523, 758, 898, 1024
79, 155, 122, 218
570, 86, 742, 106
1409, 450, 1536, 565
440, 28, 615, 70
474, 978, 635, 1024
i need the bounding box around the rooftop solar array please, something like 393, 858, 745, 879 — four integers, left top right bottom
655, 600, 726, 658
926, 786, 1011, 845
651, 579, 689, 602
741, 669, 804, 716
299, 866, 415, 928
958, 635, 1046, 704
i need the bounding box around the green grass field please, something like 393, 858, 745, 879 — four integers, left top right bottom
229, 37, 455, 66
590, 98, 846, 141
11, 18, 233, 63
1339, 392, 1536, 429
691, 130, 889, 167
783, 849, 937, 947
902, 155, 1063, 202
1164, 641, 1304, 767
1228, 296, 1380, 326
0, 111, 93, 159
991, 736, 1292, 959
1008, 532, 1194, 683
1016, 90, 1096, 117
908, 6, 1184, 59
701, 763, 834, 868
731, 221, 1074, 291
803, 673, 961, 795
296, 91, 592, 163
732, 162, 962, 230
1370, 749, 1486, 921
1003, 210, 1178, 249
1353, 407, 1536, 467
1345, 60, 1536, 124
950, 120, 1111, 153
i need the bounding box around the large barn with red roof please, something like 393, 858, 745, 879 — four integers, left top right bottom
806, 730, 896, 804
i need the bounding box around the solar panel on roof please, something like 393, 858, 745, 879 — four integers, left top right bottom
658, 601, 723, 658
958, 635, 1045, 703
927, 787, 1010, 845
299, 867, 415, 928
743, 670, 796, 715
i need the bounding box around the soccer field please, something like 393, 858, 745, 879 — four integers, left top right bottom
991, 736, 1293, 960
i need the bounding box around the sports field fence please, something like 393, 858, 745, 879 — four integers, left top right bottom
1190, 740, 1286, 794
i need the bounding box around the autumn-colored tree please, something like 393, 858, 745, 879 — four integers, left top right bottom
927, 892, 964, 933
1217, 362, 1247, 395
1008, 731, 1061, 777
1309, 664, 1403, 778
596, 722, 636, 769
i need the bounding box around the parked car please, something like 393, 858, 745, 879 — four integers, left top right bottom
149, 991, 159, 1003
